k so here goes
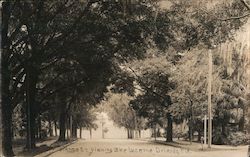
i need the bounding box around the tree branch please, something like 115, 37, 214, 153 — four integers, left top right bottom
127, 67, 165, 99
38, 72, 65, 91
220, 12, 250, 21
38, 79, 84, 104
240, 0, 250, 11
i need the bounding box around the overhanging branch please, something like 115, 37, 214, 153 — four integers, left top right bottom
220, 12, 250, 21
240, 0, 250, 11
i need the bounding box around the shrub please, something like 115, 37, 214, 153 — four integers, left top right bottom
212, 129, 228, 145
226, 132, 248, 146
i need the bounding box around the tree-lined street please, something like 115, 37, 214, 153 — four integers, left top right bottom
1, 0, 250, 157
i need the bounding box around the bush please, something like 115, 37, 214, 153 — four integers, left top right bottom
212, 130, 228, 145
226, 132, 248, 146
172, 130, 186, 139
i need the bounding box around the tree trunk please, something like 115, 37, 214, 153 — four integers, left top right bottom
66, 128, 68, 139
48, 119, 53, 137
222, 121, 226, 136
58, 109, 66, 141
239, 105, 246, 132
25, 67, 38, 149
1, 2, 14, 156
239, 117, 244, 131
66, 118, 69, 139
127, 129, 130, 139
2, 96, 14, 157
27, 105, 36, 149
198, 129, 201, 142
157, 128, 161, 137
188, 122, 193, 144
239, 98, 247, 132
90, 128, 92, 139
221, 115, 227, 144
189, 99, 193, 144
54, 120, 58, 136
166, 113, 173, 142
139, 130, 141, 138
69, 116, 72, 139
80, 127, 82, 139
127, 129, 133, 139
72, 121, 77, 138
37, 115, 42, 139
35, 125, 38, 139
129, 129, 133, 139
154, 126, 157, 141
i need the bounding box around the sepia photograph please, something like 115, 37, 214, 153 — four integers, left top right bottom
1, 0, 250, 157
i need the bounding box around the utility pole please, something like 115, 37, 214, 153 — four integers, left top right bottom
208, 50, 213, 148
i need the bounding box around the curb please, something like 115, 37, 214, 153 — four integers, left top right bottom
151, 140, 248, 152
35, 140, 77, 157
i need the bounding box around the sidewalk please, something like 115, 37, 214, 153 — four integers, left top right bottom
34, 139, 77, 157
147, 137, 248, 152
13, 137, 76, 157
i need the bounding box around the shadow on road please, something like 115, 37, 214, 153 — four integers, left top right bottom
14, 138, 76, 157
41, 140, 77, 157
